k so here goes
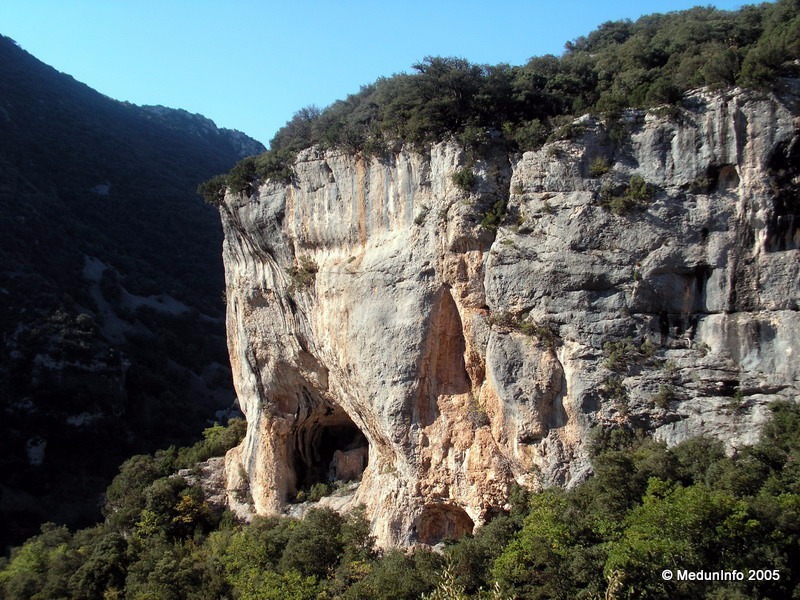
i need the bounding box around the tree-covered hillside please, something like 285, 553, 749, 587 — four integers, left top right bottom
0, 34, 265, 552
1, 403, 799, 599
200, 0, 799, 202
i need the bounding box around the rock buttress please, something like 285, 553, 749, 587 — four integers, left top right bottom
220, 87, 800, 547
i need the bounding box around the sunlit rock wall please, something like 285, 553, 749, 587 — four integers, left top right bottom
220, 86, 799, 547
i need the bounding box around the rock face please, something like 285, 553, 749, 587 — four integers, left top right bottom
219, 87, 799, 547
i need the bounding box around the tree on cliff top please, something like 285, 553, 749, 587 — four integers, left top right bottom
198, 0, 799, 204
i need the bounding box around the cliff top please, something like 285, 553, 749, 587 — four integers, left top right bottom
199, 0, 799, 204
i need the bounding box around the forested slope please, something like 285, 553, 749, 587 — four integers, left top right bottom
0, 34, 264, 551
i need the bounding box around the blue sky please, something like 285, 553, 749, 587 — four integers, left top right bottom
1, 1, 751, 146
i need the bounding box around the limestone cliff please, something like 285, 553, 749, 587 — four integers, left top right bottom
219, 86, 799, 547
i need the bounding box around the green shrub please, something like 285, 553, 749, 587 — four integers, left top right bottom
605, 480, 755, 597
6, 401, 800, 600
602, 338, 638, 371
280, 508, 345, 579
653, 383, 676, 408
671, 436, 726, 485
0, 524, 76, 600
67, 532, 127, 599
534, 324, 559, 349
467, 395, 490, 428
724, 388, 747, 413
589, 157, 611, 177
503, 119, 548, 151
640, 337, 658, 359
222, 516, 295, 574
444, 515, 518, 594
493, 489, 606, 599
601, 336, 659, 371
286, 256, 318, 292
198, 149, 296, 206
220, 518, 318, 600
308, 482, 333, 502
489, 311, 515, 329
546, 121, 586, 143
519, 321, 559, 349
598, 174, 655, 215
213, 2, 795, 181
254, 148, 296, 184
626, 174, 653, 202
456, 124, 490, 151
451, 167, 477, 192
196, 174, 229, 206
603, 375, 629, 409
480, 198, 507, 231
104, 451, 176, 529
608, 194, 634, 215
387, 403, 800, 598
650, 104, 683, 121
423, 561, 469, 600
175, 418, 246, 468
344, 549, 443, 600
226, 156, 258, 195
605, 113, 629, 147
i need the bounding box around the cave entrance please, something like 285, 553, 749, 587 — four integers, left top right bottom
292, 406, 369, 494
416, 504, 474, 545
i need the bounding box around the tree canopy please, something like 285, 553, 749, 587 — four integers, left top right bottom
3, 404, 800, 598
200, 0, 800, 203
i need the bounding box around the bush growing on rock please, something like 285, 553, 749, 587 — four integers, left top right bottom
451, 167, 477, 191
598, 175, 656, 215
286, 256, 319, 292
589, 156, 611, 177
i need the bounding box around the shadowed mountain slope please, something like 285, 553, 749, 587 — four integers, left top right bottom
0, 34, 264, 552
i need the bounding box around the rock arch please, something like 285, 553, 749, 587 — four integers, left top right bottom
415, 503, 474, 545
291, 404, 368, 495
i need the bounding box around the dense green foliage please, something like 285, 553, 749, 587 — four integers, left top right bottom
2, 405, 799, 599
598, 174, 657, 215
488, 403, 800, 599
201, 1, 800, 203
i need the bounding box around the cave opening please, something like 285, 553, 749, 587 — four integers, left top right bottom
415, 504, 474, 545
292, 407, 369, 495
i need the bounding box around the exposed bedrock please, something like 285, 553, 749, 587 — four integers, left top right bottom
220, 86, 799, 547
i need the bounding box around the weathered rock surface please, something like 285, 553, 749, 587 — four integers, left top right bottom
219, 86, 799, 547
